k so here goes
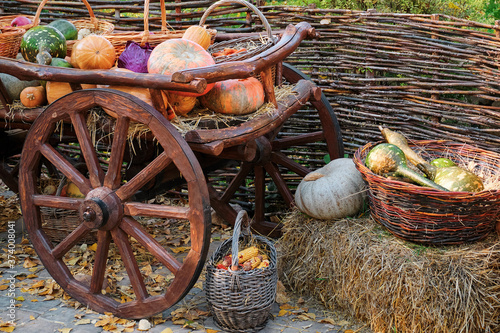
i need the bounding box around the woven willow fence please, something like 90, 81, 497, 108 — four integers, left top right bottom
3, 1, 498, 154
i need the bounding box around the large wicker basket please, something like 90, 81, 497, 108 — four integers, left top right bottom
205, 210, 277, 332
353, 140, 500, 245
32, 0, 114, 56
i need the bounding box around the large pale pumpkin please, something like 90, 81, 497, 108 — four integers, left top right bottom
199, 77, 265, 115
46, 81, 97, 104
147, 38, 215, 97
295, 158, 366, 220
71, 35, 116, 70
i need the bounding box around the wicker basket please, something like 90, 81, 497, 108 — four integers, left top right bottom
0, 25, 26, 58
32, 0, 114, 56
205, 210, 277, 332
41, 208, 97, 245
0, 15, 36, 29
104, 0, 187, 57
353, 140, 500, 245
201, 0, 278, 64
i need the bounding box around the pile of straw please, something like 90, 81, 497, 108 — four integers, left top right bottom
278, 210, 500, 333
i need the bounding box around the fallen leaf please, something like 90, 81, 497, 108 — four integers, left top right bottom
30, 315, 35, 320
0, 285, 8, 290
58, 329, 72, 333
75, 319, 92, 325
160, 329, 173, 333
205, 330, 219, 333
170, 246, 190, 254
278, 309, 289, 317
337, 320, 350, 326
319, 318, 336, 325
23, 257, 39, 268
88, 243, 98, 251
0, 327, 15, 332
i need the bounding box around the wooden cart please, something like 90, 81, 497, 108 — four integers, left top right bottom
0, 19, 343, 318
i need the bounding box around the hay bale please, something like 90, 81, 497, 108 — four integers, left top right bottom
277, 209, 500, 333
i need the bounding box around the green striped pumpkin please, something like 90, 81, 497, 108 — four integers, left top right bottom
20, 26, 67, 64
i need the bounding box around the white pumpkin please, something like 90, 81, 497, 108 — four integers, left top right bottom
294, 158, 366, 220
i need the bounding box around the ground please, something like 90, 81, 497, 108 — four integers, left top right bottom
0, 180, 371, 333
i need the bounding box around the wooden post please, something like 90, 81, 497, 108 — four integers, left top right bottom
495, 20, 500, 39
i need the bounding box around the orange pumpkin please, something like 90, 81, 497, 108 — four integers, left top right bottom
199, 77, 265, 115
71, 35, 116, 70
182, 26, 212, 50
165, 92, 197, 116
20, 86, 46, 107
147, 38, 215, 97
46, 81, 97, 104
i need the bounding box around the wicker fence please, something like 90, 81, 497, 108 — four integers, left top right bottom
1, 1, 500, 154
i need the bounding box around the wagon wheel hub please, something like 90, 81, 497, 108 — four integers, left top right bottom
79, 187, 123, 230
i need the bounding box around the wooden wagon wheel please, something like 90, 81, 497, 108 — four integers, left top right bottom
209, 63, 344, 237
19, 89, 211, 319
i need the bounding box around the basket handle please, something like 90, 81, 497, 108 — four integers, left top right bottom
199, 0, 274, 42
230, 210, 251, 270
33, 0, 97, 28
139, 0, 167, 46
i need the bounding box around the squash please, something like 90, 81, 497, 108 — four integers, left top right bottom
365, 143, 448, 191
20, 26, 67, 64
379, 126, 484, 192
295, 158, 367, 220
199, 77, 265, 115
165, 92, 197, 116
0, 73, 39, 101
50, 57, 73, 68
431, 157, 456, 168
46, 81, 97, 104
182, 25, 212, 50
20, 86, 46, 107
71, 35, 116, 70
147, 38, 215, 97
48, 19, 78, 41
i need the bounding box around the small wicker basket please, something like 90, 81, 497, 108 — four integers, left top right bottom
0, 25, 26, 58
353, 139, 500, 245
205, 210, 277, 332
32, 0, 114, 56
0, 15, 36, 29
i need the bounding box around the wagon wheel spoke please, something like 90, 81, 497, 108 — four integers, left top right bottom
115, 152, 172, 201
121, 217, 182, 274
124, 202, 189, 220
32, 195, 83, 210
111, 227, 148, 302
270, 151, 311, 177
90, 230, 111, 294
52, 224, 91, 259
220, 162, 253, 203
39, 143, 92, 195
263, 161, 294, 207
70, 112, 105, 188
104, 116, 130, 190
